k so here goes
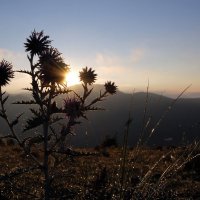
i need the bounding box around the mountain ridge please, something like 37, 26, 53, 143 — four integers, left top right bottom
1, 84, 200, 147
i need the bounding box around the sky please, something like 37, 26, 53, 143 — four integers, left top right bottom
0, 0, 200, 97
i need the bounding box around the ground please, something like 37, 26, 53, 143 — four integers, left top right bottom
0, 142, 199, 199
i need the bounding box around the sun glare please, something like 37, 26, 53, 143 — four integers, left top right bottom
65, 70, 80, 86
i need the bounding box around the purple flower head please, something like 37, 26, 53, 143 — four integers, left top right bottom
0, 59, 14, 87
104, 81, 117, 95
79, 67, 97, 85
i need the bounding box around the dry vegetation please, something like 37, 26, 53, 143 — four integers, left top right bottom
0, 140, 199, 199
0, 30, 199, 200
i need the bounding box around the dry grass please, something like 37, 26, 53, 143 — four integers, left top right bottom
0, 143, 199, 199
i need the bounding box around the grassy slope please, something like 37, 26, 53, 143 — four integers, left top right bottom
0, 142, 199, 199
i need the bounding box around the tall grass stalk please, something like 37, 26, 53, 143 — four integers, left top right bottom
146, 84, 192, 142
138, 150, 172, 190
119, 92, 134, 199
128, 84, 192, 198
159, 141, 199, 184
138, 80, 150, 146
131, 81, 150, 162
147, 141, 200, 199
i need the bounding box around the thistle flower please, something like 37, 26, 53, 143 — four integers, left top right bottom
39, 47, 69, 85
0, 59, 14, 87
104, 81, 117, 94
24, 30, 51, 55
63, 98, 83, 119
79, 67, 97, 85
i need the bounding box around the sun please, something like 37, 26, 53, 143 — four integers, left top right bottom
65, 70, 80, 86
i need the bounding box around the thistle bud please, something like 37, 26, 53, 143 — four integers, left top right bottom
79, 67, 97, 85
0, 59, 14, 87
104, 81, 117, 95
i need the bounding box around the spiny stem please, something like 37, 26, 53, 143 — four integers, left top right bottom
0, 86, 42, 167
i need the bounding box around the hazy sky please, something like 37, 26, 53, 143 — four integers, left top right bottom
0, 0, 200, 97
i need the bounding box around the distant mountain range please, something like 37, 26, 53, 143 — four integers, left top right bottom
1, 84, 200, 147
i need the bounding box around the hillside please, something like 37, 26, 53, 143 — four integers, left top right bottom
0, 144, 199, 199
1, 84, 200, 147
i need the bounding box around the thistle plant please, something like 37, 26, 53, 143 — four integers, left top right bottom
0, 60, 19, 143
0, 30, 117, 199
0, 59, 15, 141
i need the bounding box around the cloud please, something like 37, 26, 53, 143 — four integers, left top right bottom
95, 48, 145, 68
94, 52, 142, 81
0, 48, 31, 93
6, 73, 31, 93
129, 48, 145, 64
0, 48, 22, 60
95, 53, 121, 67
0, 48, 27, 70
94, 51, 170, 92
86, 50, 198, 96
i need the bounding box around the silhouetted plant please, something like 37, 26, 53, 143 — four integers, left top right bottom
0, 60, 14, 87
24, 30, 51, 55
104, 81, 117, 95
79, 66, 97, 85
0, 30, 117, 199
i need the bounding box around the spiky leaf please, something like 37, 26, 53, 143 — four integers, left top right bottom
53, 88, 71, 96
22, 87, 33, 92
50, 116, 63, 125
0, 111, 6, 119
10, 113, 23, 127
23, 115, 43, 132
2, 95, 9, 105
13, 100, 36, 104
16, 70, 32, 76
